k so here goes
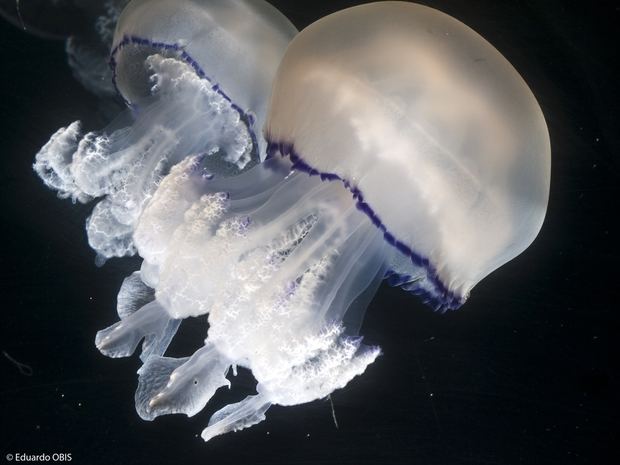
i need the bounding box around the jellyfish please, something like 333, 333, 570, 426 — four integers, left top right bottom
93, 2, 550, 441
33, 0, 297, 262
66, 0, 132, 99
0, 0, 131, 99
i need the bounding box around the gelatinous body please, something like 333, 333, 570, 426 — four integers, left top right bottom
34, 0, 296, 261
112, 0, 296, 158
34, 1, 550, 442
0, 0, 130, 98
67, 0, 131, 99
266, 1, 551, 307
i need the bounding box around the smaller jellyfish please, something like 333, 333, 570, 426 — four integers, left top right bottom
0, 0, 131, 99
33, 0, 297, 262
66, 0, 132, 99
95, 2, 550, 441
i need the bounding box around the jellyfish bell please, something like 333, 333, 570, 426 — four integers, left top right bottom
112, 0, 296, 158
33, 0, 297, 261
266, 1, 551, 309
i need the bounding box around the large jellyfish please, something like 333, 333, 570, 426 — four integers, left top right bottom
93, 2, 550, 441
33, 0, 297, 262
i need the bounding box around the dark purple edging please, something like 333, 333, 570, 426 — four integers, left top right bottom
265, 139, 465, 312
108, 34, 258, 154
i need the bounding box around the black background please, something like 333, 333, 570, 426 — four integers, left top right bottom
1, 1, 617, 464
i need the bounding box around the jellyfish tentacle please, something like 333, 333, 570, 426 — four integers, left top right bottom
315, 221, 388, 325
215, 174, 347, 266
207, 159, 290, 203
35, 54, 255, 262
134, 355, 188, 420
133, 155, 288, 257
238, 171, 327, 227
136, 343, 231, 420
116, 271, 155, 319
254, 325, 381, 407
266, 202, 365, 290
109, 35, 260, 155
108, 156, 390, 438
125, 146, 393, 438
33, 121, 89, 202
139, 318, 182, 363
96, 269, 181, 362
95, 300, 180, 361
201, 393, 272, 442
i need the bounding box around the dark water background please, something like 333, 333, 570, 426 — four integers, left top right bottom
0, 1, 617, 464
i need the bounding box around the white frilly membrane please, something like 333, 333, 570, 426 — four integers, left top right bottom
33, 54, 253, 263
93, 152, 391, 441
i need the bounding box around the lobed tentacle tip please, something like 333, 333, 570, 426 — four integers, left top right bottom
94, 323, 134, 358
200, 395, 272, 442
